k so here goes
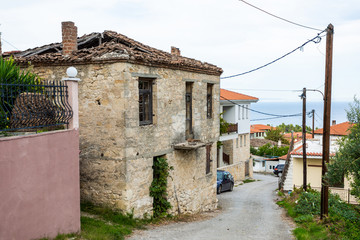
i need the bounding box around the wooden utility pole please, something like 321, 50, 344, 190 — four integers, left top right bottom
320, 24, 334, 219
312, 109, 315, 138
302, 87, 307, 191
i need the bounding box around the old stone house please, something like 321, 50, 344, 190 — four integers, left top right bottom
11, 22, 223, 217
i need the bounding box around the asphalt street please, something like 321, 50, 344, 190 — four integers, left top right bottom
128, 173, 294, 240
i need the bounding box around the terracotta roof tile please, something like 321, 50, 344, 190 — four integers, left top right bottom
9, 31, 223, 76
283, 132, 313, 140
250, 124, 276, 133
220, 89, 258, 101
314, 121, 353, 136
290, 143, 335, 157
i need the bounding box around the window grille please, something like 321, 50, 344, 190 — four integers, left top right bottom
206, 84, 213, 119
139, 78, 153, 125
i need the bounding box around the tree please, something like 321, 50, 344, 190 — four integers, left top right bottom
328, 97, 360, 199
252, 143, 289, 157
265, 128, 289, 145
277, 123, 312, 133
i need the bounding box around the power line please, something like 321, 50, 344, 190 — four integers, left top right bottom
238, 0, 323, 31
225, 88, 302, 92
221, 30, 326, 79
1, 37, 19, 50
315, 112, 323, 122
220, 95, 305, 118
251, 115, 304, 121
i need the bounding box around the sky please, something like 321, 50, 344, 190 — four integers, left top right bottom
1, 0, 359, 105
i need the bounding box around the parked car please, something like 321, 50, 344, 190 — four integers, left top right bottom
217, 170, 234, 194
273, 164, 285, 176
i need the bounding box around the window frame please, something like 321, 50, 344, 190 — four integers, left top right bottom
139, 78, 153, 126
206, 144, 211, 174
206, 84, 213, 119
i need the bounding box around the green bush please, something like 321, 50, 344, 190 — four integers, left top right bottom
280, 188, 360, 239
295, 191, 320, 216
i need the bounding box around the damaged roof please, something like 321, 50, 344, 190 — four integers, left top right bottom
9, 31, 223, 76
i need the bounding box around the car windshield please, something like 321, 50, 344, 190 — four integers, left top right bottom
217, 172, 224, 181
278, 164, 284, 169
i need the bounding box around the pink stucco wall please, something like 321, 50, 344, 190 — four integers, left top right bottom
0, 129, 80, 240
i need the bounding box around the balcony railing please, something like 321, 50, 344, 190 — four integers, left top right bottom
226, 123, 238, 133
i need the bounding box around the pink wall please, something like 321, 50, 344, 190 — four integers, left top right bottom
0, 129, 80, 240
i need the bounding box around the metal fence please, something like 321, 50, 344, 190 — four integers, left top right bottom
294, 185, 359, 205
0, 79, 73, 132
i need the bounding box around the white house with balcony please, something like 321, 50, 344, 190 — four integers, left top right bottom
218, 89, 258, 181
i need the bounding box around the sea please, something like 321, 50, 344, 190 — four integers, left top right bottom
250, 101, 351, 129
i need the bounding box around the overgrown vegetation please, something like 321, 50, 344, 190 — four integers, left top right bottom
250, 143, 289, 157
277, 187, 360, 239
219, 113, 230, 134
243, 179, 256, 184
328, 97, 360, 199
150, 157, 173, 218
0, 57, 41, 130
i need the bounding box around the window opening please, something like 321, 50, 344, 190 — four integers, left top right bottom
206, 144, 211, 174
139, 78, 153, 125
185, 82, 193, 139
207, 84, 213, 119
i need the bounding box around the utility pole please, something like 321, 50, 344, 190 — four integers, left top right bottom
312, 109, 315, 138
320, 24, 334, 220
302, 87, 307, 191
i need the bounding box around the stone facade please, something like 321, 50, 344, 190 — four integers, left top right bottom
219, 133, 252, 181
30, 62, 220, 217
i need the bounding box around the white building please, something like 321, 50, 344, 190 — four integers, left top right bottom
217, 89, 258, 181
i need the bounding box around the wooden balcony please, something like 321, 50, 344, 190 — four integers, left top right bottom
226, 123, 238, 133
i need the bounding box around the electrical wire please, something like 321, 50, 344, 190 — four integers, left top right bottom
238, 0, 323, 31
251, 115, 304, 121
1, 37, 19, 50
225, 88, 302, 92
221, 95, 306, 118
315, 112, 323, 122
221, 29, 327, 79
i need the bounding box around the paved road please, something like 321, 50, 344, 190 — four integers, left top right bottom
128, 173, 294, 240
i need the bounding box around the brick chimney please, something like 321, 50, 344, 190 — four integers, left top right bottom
62, 21, 78, 56
171, 46, 180, 56
332, 120, 336, 126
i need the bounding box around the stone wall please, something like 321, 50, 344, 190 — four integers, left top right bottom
218, 161, 244, 183
218, 133, 252, 181
30, 61, 220, 217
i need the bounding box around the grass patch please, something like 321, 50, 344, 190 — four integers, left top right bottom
277, 188, 360, 240
243, 179, 256, 184
81, 216, 131, 240
38, 202, 151, 240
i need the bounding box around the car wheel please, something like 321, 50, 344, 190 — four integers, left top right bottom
230, 183, 234, 191
217, 185, 222, 194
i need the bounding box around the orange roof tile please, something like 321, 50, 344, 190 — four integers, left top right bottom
314, 121, 354, 136
290, 144, 335, 157
251, 124, 276, 131
283, 132, 313, 140
220, 89, 258, 101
